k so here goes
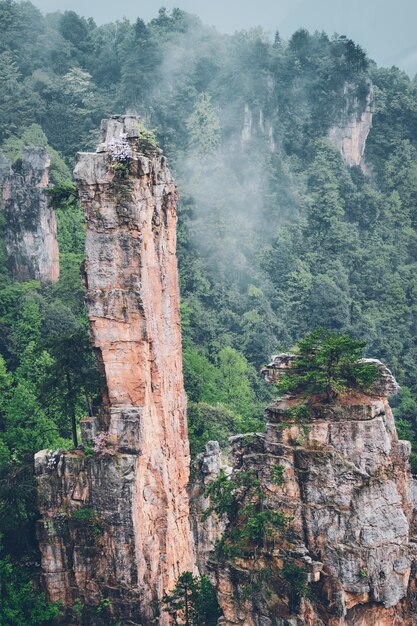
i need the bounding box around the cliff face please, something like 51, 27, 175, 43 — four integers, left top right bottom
0, 147, 59, 283
36, 116, 195, 625
328, 82, 373, 170
241, 102, 276, 152
191, 441, 230, 574
199, 358, 417, 626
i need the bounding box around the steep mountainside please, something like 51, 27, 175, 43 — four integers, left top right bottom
2, 3, 417, 623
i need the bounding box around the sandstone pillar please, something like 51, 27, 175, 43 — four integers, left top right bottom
36, 116, 195, 625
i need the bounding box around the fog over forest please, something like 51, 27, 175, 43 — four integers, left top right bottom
2, 1, 417, 624
31, 0, 417, 75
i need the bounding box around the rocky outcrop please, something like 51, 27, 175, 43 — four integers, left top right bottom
262, 354, 400, 398
36, 116, 195, 625
241, 103, 275, 152
328, 82, 373, 170
201, 357, 417, 625
34, 114, 417, 626
0, 147, 59, 283
191, 441, 230, 574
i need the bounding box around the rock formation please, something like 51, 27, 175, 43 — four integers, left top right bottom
191, 441, 230, 574
36, 116, 195, 625
198, 357, 417, 626
241, 103, 275, 152
0, 147, 59, 283
328, 82, 373, 170
35, 115, 417, 626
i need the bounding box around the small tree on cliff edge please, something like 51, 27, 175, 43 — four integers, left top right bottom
277, 328, 379, 402
161, 572, 221, 626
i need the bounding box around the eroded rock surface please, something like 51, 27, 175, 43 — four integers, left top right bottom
201, 359, 417, 625
328, 82, 373, 170
0, 147, 59, 283
191, 441, 230, 573
36, 116, 195, 625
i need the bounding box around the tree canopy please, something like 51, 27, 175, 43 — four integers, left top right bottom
277, 329, 379, 402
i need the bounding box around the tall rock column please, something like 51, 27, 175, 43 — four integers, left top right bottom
36, 116, 195, 625
0, 147, 59, 283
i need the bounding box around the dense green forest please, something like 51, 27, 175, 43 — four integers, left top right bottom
1, 1, 417, 621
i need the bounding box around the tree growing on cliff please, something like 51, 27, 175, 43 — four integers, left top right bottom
161, 572, 221, 625
277, 329, 379, 402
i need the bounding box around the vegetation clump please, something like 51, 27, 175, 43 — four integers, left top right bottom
0, 543, 62, 625
277, 329, 379, 403
69, 507, 102, 538
204, 464, 311, 612
205, 466, 290, 558
161, 571, 221, 626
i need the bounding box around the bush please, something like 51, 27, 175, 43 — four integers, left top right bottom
277, 329, 379, 402
161, 572, 221, 626
0, 555, 62, 625
206, 467, 290, 556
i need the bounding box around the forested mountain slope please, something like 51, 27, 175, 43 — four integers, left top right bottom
1, 2, 417, 620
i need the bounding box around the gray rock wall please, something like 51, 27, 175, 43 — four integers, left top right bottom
202, 361, 417, 625
0, 147, 59, 283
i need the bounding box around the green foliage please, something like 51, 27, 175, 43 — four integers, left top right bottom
0, 551, 62, 626
71, 598, 84, 623
239, 504, 287, 546
277, 329, 379, 402
207, 467, 289, 557
70, 507, 99, 527
214, 347, 257, 419
69, 508, 102, 539
161, 572, 221, 626
203, 470, 235, 520
110, 161, 130, 178
284, 405, 310, 422
281, 563, 311, 606
188, 402, 238, 458
270, 463, 285, 486
138, 124, 158, 147
394, 395, 417, 474
1, 124, 71, 184
183, 345, 265, 457
0, 272, 98, 557
84, 439, 94, 458
95, 596, 111, 614
187, 93, 220, 154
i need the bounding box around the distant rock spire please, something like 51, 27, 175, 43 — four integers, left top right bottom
0, 147, 59, 283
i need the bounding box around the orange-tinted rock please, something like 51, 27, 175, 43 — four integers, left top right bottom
328, 82, 373, 171
36, 116, 195, 624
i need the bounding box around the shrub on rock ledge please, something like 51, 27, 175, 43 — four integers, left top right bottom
277, 328, 379, 402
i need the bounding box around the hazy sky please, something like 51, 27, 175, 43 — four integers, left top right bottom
32, 0, 417, 76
